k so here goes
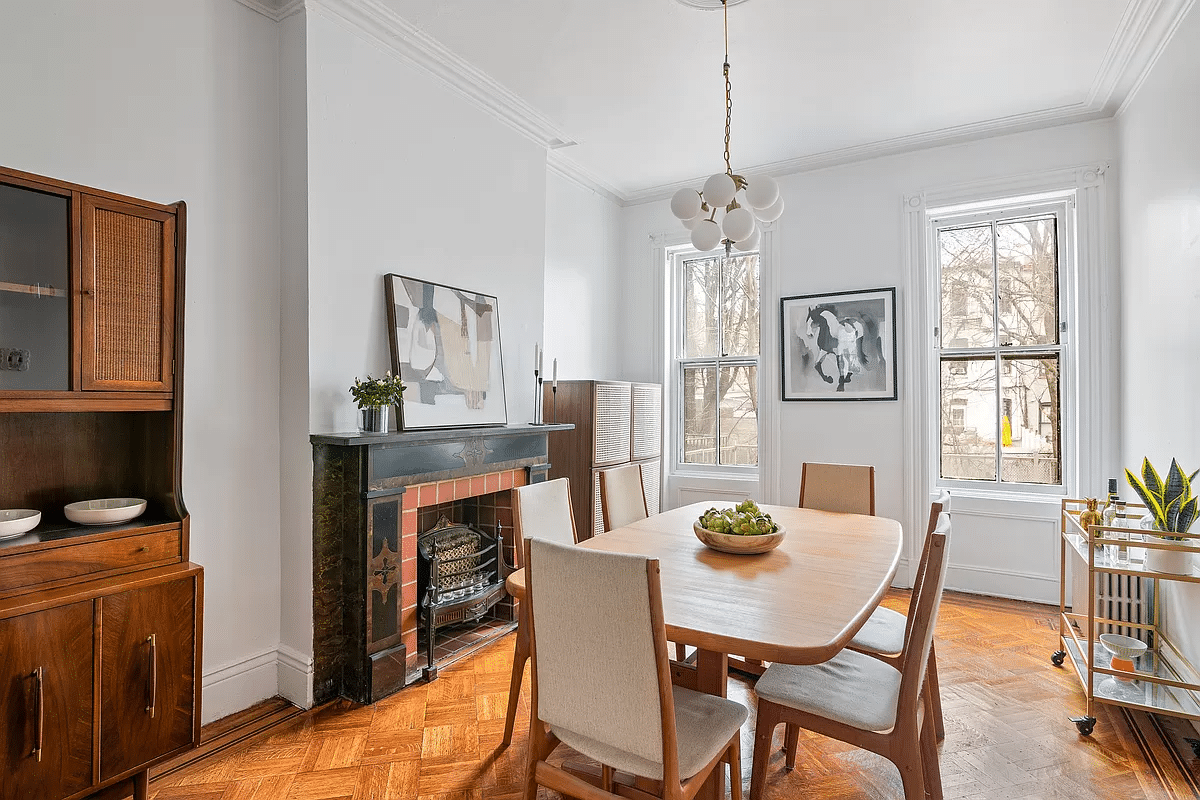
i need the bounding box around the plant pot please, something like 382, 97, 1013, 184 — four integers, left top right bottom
1143, 537, 1193, 575
358, 405, 390, 435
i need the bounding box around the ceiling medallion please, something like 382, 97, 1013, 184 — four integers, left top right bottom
670, 0, 783, 253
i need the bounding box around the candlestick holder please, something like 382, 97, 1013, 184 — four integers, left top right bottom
551, 385, 557, 424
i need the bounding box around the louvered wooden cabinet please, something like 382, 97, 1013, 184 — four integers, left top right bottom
545, 380, 663, 540
0, 164, 198, 800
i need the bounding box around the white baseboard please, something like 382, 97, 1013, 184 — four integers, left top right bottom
201, 647, 281, 725
946, 563, 1058, 605
277, 643, 315, 709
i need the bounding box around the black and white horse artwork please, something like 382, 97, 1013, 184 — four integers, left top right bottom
805, 304, 868, 391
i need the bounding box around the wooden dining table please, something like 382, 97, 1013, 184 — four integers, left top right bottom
507, 500, 902, 800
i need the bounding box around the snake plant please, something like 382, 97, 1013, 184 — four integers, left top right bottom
1124, 457, 1199, 538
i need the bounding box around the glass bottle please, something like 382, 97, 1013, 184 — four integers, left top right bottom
1114, 500, 1130, 564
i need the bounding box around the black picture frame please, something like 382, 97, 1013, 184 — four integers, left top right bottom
780, 286, 898, 401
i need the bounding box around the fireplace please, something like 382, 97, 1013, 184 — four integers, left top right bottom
310, 423, 571, 705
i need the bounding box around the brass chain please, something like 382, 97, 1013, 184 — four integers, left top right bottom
723, 0, 733, 177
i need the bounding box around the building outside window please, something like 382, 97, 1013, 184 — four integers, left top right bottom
671, 249, 760, 471
935, 207, 1064, 488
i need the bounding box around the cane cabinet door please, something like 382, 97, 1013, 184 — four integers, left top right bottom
0, 601, 94, 800
99, 575, 196, 781
80, 195, 176, 392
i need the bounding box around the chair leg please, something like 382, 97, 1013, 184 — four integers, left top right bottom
749, 702, 780, 800
675, 642, 687, 662
783, 723, 800, 770
895, 724, 927, 800
728, 736, 744, 800
920, 709, 943, 800
927, 644, 945, 741
502, 613, 530, 748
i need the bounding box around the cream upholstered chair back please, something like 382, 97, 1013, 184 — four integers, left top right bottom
599, 463, 648, 532
798, 462, 876, 515
513, 478, 577, 566
896, 512, 951, 723
525, 538, 673, 774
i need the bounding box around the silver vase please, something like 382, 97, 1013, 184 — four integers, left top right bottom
359, 405, 390, 435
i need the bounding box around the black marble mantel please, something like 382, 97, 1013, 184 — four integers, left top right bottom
310, 424, 572, 705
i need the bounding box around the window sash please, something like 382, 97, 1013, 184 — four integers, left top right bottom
934, 205, 1065, 490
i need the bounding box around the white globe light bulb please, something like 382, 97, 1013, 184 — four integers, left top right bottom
744, 175, 780, 210
683, 214, 706, 230
756, 195, 785, 223
670, 188, 703, 221
702, 172, 736, 208
690, 219, 723, 252
722, 207, 755, 242
734, 225, 761, 252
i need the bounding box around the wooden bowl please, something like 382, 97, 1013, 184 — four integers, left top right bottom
693, 522, 786, 555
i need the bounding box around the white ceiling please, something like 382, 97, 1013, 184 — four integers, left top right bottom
259, 0, 1191, 203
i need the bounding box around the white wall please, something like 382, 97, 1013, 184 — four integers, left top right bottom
544, 170, 624, 381
0, 0, 284, 722
304, 8, 548, 435
1117, 5, 1200, 718
621, 121, 1118, 598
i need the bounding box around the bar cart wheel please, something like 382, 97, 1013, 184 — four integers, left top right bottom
1070, 716, 1096, 735
1050, 650, 1067, 667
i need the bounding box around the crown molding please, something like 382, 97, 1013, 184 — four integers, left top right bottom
546, 152, 625, 207
305, 0, 576, 150
232, 0, 303, 22
1114, 0, 1196, 114
623, 105, 1112, 206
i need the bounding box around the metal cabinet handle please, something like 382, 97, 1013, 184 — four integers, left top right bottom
32, 666, 44, 762
146, 634, 157, 719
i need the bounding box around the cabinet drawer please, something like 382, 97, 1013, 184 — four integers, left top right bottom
0, 529, 182, 597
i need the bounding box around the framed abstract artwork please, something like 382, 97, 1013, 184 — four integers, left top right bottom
780, 286, 897, 401
384, 274, 508, 429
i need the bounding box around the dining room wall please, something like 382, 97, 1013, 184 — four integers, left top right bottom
1116, 4, 1200, 727
619, 119, 1119, 601
544, 169, 624, 383
0, 0, 286, 722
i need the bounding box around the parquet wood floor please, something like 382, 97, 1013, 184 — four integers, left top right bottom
149, 592, 1197, 800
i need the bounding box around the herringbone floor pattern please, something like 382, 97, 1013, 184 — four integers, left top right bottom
150, 592, 1189, 800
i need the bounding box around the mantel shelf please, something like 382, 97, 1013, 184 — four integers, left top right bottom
310, 423, 574, 448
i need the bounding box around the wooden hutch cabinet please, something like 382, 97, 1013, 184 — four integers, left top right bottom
0, 165, 200, 800
544, 380, 663, 540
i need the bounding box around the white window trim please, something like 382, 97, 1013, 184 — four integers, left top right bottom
901, 164, 1118, 574
652, 228, 778, 500
929, 195, 1074, 498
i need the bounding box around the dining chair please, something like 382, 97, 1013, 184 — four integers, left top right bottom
847, 490, 950, 740
523, 537, 747, 800
749, 512, 952, 800
798, 462, 876, 516
599, 462, 648, 532
501, 477, 578, 748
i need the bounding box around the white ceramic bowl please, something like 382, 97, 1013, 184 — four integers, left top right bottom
1099, 633, 1148, 660
693, 521, 786, 555
64, 498, 147, 526
0, 509, 41, 540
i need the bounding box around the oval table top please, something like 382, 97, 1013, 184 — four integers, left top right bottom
506, 501, 902, 665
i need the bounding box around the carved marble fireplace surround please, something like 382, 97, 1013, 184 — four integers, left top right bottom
310, 423, 571, 705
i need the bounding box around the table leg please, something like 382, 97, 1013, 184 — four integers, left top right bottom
695, 649, 728, 800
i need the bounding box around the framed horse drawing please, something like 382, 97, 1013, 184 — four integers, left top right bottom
780, 287, 897, 401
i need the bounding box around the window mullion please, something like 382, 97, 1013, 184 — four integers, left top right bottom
991, 220, 1002, 485
715, 255, 725, 466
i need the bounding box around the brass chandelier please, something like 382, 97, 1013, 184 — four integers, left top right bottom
670, 0, 784, 252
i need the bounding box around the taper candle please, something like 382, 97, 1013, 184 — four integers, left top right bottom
538, 348, 543, 374
552, 358, 557, 389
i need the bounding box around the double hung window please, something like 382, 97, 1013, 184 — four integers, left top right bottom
934, 203, 1066, 489
671, 250, 760, 471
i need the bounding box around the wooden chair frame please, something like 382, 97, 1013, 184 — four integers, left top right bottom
599, 463, 648, 533
501, 478, 579, 748
798, 462, 876, 516
522, 539, 743, 800
848, 494, 948, 740
750, 523, 950, 800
